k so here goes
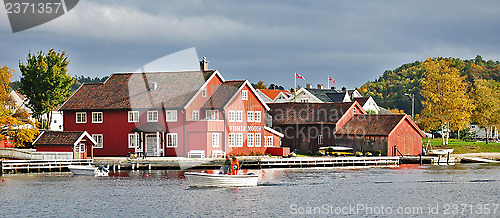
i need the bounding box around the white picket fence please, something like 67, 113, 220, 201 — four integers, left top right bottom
0, 148, 73, 160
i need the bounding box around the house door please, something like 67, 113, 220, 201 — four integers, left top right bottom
74, 144, 80, 159
145, 134, 161, 157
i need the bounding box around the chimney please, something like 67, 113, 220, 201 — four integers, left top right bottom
306, 83, 313, 89
200, 56, 209, 71
331, 86, 336, 90
317, 84, 324, 89
341, 87, 347, 92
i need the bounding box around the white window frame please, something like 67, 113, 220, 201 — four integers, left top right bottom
228, 110, 235, 122
206, 110, 218, 120
242, 90, 248, 100
165, 110, 177, 122
254, 111, 262, 122
202, 88, 207, 97
247, 133, 254, 147
228, 133, 235, 147
212, 133, 220, 147
80, 143, 85, 153
192, 110, 200, 120
266, 136, 273, 147
247, 111, 254, 122
92, 112, 103, 123
147, 111, 158, 122
236, 111, 243, 122
128, 111, 139, 123
255, 133, 261, 147
318, 134, 324, 145
93, 134, 103, 148
128, 133, 138, 149
166, 133, 178, 148
76, 112, 86, 123
236, 133, 243, 147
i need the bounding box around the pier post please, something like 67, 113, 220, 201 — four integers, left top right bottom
446, 152, 450, 165
136, 162, 139, 169
148, 163, 151, 170
113, 163, 116, 172
0, 160, 2, 175
118, 162, 121, 170
132, 162, 135, 170
419, 154, 422, 166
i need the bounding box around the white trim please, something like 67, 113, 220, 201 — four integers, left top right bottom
206, 110, 218, 120
265, 136, 274, 147
128, 133, 138, 149
254, 111, 262, 123
93, 134, 104, 148
58, 83, 85, 111
290, 87, 323, 103
128, 111, 139, 122
222, 80, 271, 111
192, 110, 200, 120
76, 112, 87, 123
166, 133, 178, 147
147, 110, 158, 122
184, 70, 225, 110
247, 111, 254, 122
264, 126, 284, 138
31, 131, 45, 145
75, 131, 98, 146
92, 112, 103, 123
165, 110, 177, 122
236, 133, 243, 147
228, 110, 235, 122
211, 133, 220, 147
228, 133, 235, 147
242, 90, 248, 100
201, 88, 207, 97
247, 133, 254, 147
318, 134, 323, 145
235, 110, 243, 122
255, 133, 261, 147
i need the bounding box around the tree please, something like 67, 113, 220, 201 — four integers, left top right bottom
388, 108, 406, 114
18, 49, 74, 129
253, 80, 266, 89
417, 58, 474, 145
0, 66, 39, 147
471, 79, 500, 143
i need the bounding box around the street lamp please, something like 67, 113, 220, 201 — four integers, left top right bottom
404, 93, 414, 119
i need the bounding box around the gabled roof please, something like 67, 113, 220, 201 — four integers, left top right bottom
33, 131, 97, 146
201, 80, 246, 110
352, 97, 370, 106
326, 92, 349, 102
268, 102, 358, 125
335, 114, 425, 137
258, 89, 291, 100
305, 88, 340, 102
131, 123, 167, 133
60, 71, 215, 111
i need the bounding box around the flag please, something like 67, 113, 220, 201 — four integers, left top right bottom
328, 76, 335, 84
295, 73, 305, 80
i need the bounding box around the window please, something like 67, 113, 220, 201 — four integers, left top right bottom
236, 111, 243, 122
80, 143, 85, 153
247, 111, 254, 122
228, 133, 235, 147
254, 111, 262, 122
202, 88, 207, 97
165, 110, 177, 122
247, 133, 254, 147
167, 133, 178, 147
353, 107, 357, 114
255, 133, 261, 147
128, 134, 138, 149
206, 110, 218, 120
128, 111, 139, 122
212, 133, 220, 147
242, 90, 248, 100
318, 135, 323, 145
92, 112, 103, 123
192, 110, 200, 120
76, 112, 86, 123
236, 133, 243, 147
266, 136, 273, 147
147, 111, 158, 122
228, 110, 235, 122
93, 134, 103, 148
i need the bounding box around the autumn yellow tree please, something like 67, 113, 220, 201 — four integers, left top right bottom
0, 66, 39, 147
471, 79, 500, 143
417, 58, 474, 144
389, 108, 406, 114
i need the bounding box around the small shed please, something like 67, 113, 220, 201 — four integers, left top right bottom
334, 114, 425, 156
33, 131, 97, 159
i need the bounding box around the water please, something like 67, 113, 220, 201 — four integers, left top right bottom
1, 164, 499, 217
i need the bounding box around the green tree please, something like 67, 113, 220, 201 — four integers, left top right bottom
418, 58, 474, 144
253, 80, 266, 89
18, 49, 74, 129
471, 79, 500, 143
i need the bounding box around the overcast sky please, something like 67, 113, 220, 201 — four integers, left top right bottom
1, 0, 500, 90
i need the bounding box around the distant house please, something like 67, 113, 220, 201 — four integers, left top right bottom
59, 61, 286, 157
268, 102, 366, 154
334, 114, 425, 156
33, 131, 96, 159
469, 124, 499, 140
256, 89, 292, 103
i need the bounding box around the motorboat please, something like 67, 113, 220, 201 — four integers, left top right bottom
184, 172, 258, 187
68, 165, 109, 177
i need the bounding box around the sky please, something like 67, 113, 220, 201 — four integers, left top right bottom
2, 0, 500, 90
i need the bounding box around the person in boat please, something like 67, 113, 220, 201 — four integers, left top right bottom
222, 156, 231, 174
230, 156, 240, 175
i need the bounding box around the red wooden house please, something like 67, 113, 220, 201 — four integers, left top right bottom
59, 66, 285, 157
33, 131, 96, 159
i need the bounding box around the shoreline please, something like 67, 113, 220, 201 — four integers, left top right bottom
451, 152, 500, 161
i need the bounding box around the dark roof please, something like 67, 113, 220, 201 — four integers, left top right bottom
33, 131, 87, 146
131, 123, 167, 133
201, 80, 245, 110
60, 71, 214, 111
304, 88, 339, 102
352, 97, 370, 106
268, 102, 356, 125
326, 93, 347, 102
335, 114, 408, 136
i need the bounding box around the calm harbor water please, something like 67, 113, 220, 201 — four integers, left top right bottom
1, 164, 499, 217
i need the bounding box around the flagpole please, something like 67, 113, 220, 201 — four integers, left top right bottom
294, 72, 297, 102
327, 76, 329, 89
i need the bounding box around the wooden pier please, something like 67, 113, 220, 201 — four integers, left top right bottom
1, 159, 93, 175
260, 157, 400, 168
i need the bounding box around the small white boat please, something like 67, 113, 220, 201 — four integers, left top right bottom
184, 172, 258, 187
68, 165, 109, 177
428, 149, 454, 156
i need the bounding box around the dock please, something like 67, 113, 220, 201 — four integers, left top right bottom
1, 159, 93, 175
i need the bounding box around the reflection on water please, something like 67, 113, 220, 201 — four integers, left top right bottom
1, 163, 499, 217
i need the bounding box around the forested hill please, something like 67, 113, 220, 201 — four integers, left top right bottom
358, 55, 500, 115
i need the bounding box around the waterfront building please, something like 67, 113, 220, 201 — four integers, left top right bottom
33, 131, 96, 159
59, 61, 285, 157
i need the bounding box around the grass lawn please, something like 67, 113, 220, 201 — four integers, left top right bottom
424, 138, 500, 154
